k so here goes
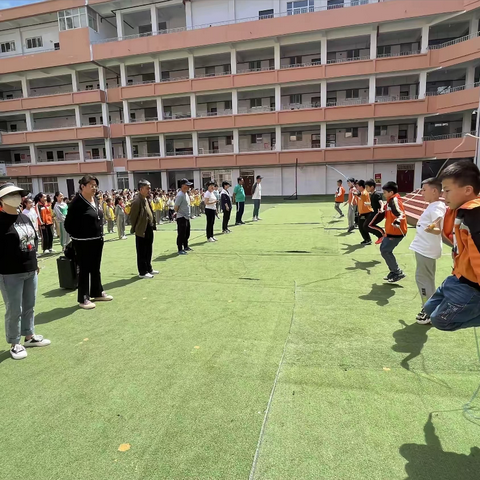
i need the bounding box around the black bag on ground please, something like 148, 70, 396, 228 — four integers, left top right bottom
57, 256, 78, 290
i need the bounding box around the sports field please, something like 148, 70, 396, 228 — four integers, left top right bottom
1, 199, 479, 479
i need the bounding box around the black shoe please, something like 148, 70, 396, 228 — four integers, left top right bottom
240, 221, 245, 225
388, 271, 406, 283
185, 247, 193, 252
178, 250, 188, 255
347, 227, 355, 233
416, 311, 432, 325
235, 223, 241, 226
360, 240, 372, 245
383, 272, 395, 281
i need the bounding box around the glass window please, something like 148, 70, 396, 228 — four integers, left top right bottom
250, 98, 262, 108
26, 37, 43, 49
42, 177, 59, 194
251, 134, 263, 144
58, 8, 84, 31
17, 177, 33, 193
0, 41, 16, 53
287, 0, 314, 15
117, 172, 129, 190
259, 9, 274, 19
46, 151, 54, 160
57, 151, 64, 160
87, 8, 98, 32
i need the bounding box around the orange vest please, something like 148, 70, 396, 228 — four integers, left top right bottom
358, 190, 373, 215
442, 207, 456, 245
348, 187, 358, 206
335, 186, 345, 203
385, 194, 407, 236
452, 199, 480, 286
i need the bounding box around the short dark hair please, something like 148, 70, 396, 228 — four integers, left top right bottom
237, 177, 243, 183
347, 177, 355, 182
382, 181, 398, 193
357, 180, 365, 188
79, 174, 98, 188
439, 160, 480, 195
138, 179, 151, 190
222, 181, 231, 188
337, 179, 343, 184
365, 179, 376, 188
422, 177, 443, 192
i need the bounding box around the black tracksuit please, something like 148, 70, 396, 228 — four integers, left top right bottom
220, 189, 232, 232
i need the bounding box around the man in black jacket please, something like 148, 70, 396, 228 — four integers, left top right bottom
220, 181, 232, 234
129, 180, 158, 279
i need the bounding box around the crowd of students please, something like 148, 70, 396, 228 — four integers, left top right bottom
335, 160, 480, 331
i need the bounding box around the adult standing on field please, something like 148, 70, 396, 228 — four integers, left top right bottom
175, 178, 193, 255
129, 180, 158, 279
0, 183, 51, 360
65, 175, 113, 310
233, 177, 246, 225
252, 175, 263, 221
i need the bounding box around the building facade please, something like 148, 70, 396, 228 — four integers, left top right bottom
0, 0, 479, 196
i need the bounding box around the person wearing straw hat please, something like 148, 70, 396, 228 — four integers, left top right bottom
0, 183, 51, 360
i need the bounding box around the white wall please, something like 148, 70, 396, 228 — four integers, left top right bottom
33, 115, 76, 130
297, 165, 327, 194
254, 167, 283, 195
236, 1, 277, 19
0, 23, 59, 57
192, 0, 235, 27
89, 15, 118, 43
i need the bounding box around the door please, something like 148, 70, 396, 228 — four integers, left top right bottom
240, 170, 255, 196
396, 168, 414, 193
66, 179, 75, 199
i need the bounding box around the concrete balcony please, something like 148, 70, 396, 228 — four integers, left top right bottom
6, 159, 113, 177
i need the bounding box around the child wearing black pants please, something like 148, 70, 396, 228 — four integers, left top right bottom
220, 181, 232, 234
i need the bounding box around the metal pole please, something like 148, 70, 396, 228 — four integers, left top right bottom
475, 96, 480, 167
295, 158, 298, 198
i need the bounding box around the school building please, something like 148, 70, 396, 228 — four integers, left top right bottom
0, 0, 479, 197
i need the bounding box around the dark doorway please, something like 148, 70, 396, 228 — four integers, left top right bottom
240, 169, 255, 196
397, 166, 414, 193
66, 179, 75, 199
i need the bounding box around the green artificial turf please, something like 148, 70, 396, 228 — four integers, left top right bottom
1, 200, 479, 479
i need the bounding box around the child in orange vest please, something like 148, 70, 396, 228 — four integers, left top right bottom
424, 160, 480, 331
334, 179, 345, 218
380, 181, 407, 283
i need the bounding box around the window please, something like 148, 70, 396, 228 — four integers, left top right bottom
249, 61, 261, 72
290, 56, 302, 65
42, 177, 58, 194
345, 127, 359, 138
133, 145, 139, 156
226, 135, 233, 146
223, 64, 231, 75
251, 134, 263, 144
377, 45, 391, 56
54, 42, 60, 50
161, 71, 170, 81
224, 100, 232, 110
311, 96, 321, 107
85, 85, 94, 90
14, 153, 21, 163
58, 8, 83, 31
346, 89, 359, 99
0, 41, 15, 53
250, 98, 262, 108
130, 112, 136, 121
328, 0, 344, 8
398, 128, 408, 140
92, 148, 100, 158
269, 58, 275, 69
127, 79, 134, 85
400, 85, 410, 97
26, 37, 43, 49
117, 172, 129, 190
287, 0, 314, 15
158, 22, 167, 32
376, 86, 389, 97
17, 177, 32, 192
290, 94, 302, 104
259, 9, 274, 19
311, 134, 321, 148
87, 8, 98, 32
57, 151, 64, 160
10, 124, 17, 132
375, 126, 387, 136
6, 94, 13, 100
289, 132, 303, 141
46, 151, 54, 161
311, 58, 321, 65
205, 66, 216, 77
89, 117, 97, 125
347, 49, 360, 59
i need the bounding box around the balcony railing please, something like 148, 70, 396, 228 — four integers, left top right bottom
164, 112, 191, 120
194, 71, 231, 79
326, 98, 369, 107
280, 61, 322, 69
326, 141, 368, 148
166, 150, 194, 157
0, 46, 59, 59
282, 102, 321, 110
376, 49, 421, 58
375, 94, 419, 103
197, 109, 233, 117
238, 105, 275, 114
198, 148, 234, 155
422, 131, 475, 141
237, 65, 274, 74
133, 152, 161, 158
428, 31, 480, 50
375, 137, 414, 145
327, 55, 370, 64
127, 79, 157, 86
425, 82, 480, 96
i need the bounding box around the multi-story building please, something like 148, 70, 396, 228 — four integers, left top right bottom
0, 0, 479, 197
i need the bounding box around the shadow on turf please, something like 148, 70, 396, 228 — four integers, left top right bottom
399, 413, 480, 479
345, 259, 381, 275
0, 350, 10, 365
392, 319, 432, 371
35, 306, 79, 325
341, 243, 367, 254
43, 276, 139, 298
359, 283, 403, 306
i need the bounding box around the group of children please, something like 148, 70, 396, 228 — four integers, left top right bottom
335, 160, 480, 331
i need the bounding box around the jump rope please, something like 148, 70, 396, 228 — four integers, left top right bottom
327, 132, 480, 421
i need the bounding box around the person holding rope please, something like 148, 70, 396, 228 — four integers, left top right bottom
365, 179, 385, 244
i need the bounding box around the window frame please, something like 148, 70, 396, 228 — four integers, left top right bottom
42, 176, 59, 194
259, 9, 274, 19
0, 41, 16, 53
287, 0, 315, 15
25, 36, 43, 50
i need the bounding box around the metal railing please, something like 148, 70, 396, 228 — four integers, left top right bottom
133, 153, 161, 158
0, 95, 22, 102
376, 49, 421, 58
237, 65, 275, 74
0, 46, 59, 59
428, 31, 480, 50
238, 105, 275, 114
166, 150, 194, 157
326, 98, 369, 107
127, 79, 156, 86
326, 142, 368, 148
327, 55, 370, 64
375, 94, 419, 103
198, 148, 234, 155
280, 61, 322, 69
426, 81, 480, 96
197, 109, 233, 117
159, 75, 189, 83
422, 131, 475, 141
375, 137, 414, 145
163, 112, 191, 120
194, 71, 231, 79
282, 102, 321, 110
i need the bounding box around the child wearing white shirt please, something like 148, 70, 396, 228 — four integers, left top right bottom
409, 177, 447, 324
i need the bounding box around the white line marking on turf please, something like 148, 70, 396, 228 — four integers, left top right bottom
249, 280, 298, 480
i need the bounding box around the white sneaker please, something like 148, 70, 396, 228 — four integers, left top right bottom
150, 270, 159, 275
139, 273, 154, 279
10, 344, 27, 360
94, 292, 113, 302
122, 236, 128, 240
208, 238, 215, 242
79, 300, 96, 310
49, 249, 55, 253
257, 217, 262, 220
24, 334, 51, 348
212, 237, 218, 241
253, 217, 258, 222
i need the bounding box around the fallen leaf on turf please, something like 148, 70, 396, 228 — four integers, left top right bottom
383, 367, 391, 372
118, 443, 131, 452
228, 300, 232, 303
194, 346, 200, 349
83, 338, 89, 342
143, 298, 147, 300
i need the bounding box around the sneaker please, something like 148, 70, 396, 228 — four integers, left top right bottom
122, 236, 128, 240
185, 247, 193, 252
339, 214, 344, 218
139, 273, 154, 279
227, 229, 232, 233
178, 250, 188, 255
149, 270, 159, 275
240, 221, 245, 225
79, 300, 96, 310
388, 271, 406, 283
212, 237, 218, 241
49, 249, 55, 254
253, 217, 258, 222
383, 272, 395, 281
375, 237, 384, 245
94, 292, 113, 302
24, 334, 51, 348
257, 217, 262, 220
235, 223, 241, 226
361, 241, 372, 246
10, 344, 27, 360
223, 230, 230, 234
208, 238, 216, 242
416, 313, 432, 325
347, 227, 355, 233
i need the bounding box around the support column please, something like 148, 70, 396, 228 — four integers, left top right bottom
417, 116, 425, 143
123, 100, 130, 123
78, 140, 85, 162
125, 136, 133, 159
185, 0, 193, 29
232, 89, 238, 114
193, 170, 201, 189
368, 119, 375, 146
190, 93, 197, 117
154, 59, 161, 83
419, 71, 427, 99
192, 131, 199, 156
120, 63, 127, 87
71, 71, 79, 92
463, 111, 472, 134
321, 35, 327, 65
421, 25, 429, 53
74, 105, 82, 127
230, 48, 237, 75
98, 66, 106, 90
101, 103, 109, 126
321, 81, 327, 108
29, 144, 37, 164
188, 54, 195, 79
320, 122, 326, 149
25, 111, 33, 131
369, 76, 376, 103
105, 138, 112, 160
21, 77, 29, 98
466, 64, 476, 87
159, 134, 166, 157
151, 5, 158, 35
274, 42, 281, 70
116, 11, 124, 39
233, 128, 239, 154
370, 26, 377, 60
128, 173, 135, 190
470, 16, 479, 36
275, 84, 281, 111
157, 98, 163, 120
275, 125, 282, 151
